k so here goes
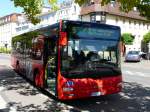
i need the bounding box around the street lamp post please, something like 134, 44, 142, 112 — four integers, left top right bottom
4, 43, 8, 53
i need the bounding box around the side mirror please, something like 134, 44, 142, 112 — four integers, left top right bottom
59, 32, 67, 46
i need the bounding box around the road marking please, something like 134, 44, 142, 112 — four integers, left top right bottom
0, 87, 7, 110
124, 71, 134, 75
123, 70, 150, 78
135, 72, 150, 78
0, 95, 7, 109
0, 87, 17, 112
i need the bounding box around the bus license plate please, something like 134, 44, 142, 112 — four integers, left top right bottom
91, 92, 101, 96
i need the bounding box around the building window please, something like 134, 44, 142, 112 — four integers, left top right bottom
66, 10, 68, 14
79, 15, 82, 21
129, 20, 131, 28
90, 12, 106, 23
22, 25, 29, 30
115, 18, 118, 25
134, 21, 136, 25
86, 0, 95, 6
134, 21, 136, 28
16, 27, 22, 32
133, 7, 138, 11
143, 22, 145, 27
147, 24, 149, 30
5, 18, 7, 22
90, 0, 95, 5
139, 22, 141, 29
101, 13, 106, 23
110, 0, 116, 7
63, 10, 66, 15
8, 16, 10, 21
123, 19, 125, 24
74, 6, 76, 13
90, 14, 96, 22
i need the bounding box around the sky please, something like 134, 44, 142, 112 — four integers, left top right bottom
0, 0, 23, 17
0, 0, 65, 17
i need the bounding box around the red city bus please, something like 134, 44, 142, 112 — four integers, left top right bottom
11, 20, 122, 100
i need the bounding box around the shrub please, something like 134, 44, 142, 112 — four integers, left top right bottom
121, 33, 134, 45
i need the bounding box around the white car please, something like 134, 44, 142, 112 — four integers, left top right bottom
125, 51, 141, 62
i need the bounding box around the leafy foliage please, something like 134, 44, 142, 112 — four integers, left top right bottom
11, 0, 59, 25
11, 0, 43, 25
48, 0, 59, 11
11, 0, 150, 24
143, 32, 150, 43
121, 33, 134, 45
0, 47, 11, 54
74, 0, 88, 6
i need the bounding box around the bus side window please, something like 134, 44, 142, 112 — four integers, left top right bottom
32, 37, 43, 60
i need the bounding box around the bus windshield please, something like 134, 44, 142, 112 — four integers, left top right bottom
61, 24, 121, 78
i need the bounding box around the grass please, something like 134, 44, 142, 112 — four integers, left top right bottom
0, 47, 11, 54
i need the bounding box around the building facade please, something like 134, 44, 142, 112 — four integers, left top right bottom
16, 0, 80, 35
80, 0, 150, 54
34, 0, 80, 30
1, 0, 150, 53
0, 13, 22, 48
0, 1, 80, 49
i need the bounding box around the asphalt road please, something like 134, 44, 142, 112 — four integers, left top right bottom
0, 54, 150, 112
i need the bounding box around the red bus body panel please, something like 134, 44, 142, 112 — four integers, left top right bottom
57, 73, 122, 100
11, 55, 16, 69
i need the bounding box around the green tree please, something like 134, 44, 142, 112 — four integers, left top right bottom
143, 32, 150, 43
121, 33, 134, 45
11, 0, 43, 25
11, 0, 150, 24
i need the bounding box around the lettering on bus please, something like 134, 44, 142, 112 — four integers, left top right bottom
70, 26, 120, 40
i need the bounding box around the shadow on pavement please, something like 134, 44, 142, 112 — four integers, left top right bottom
0, 65, 39, 96
0, 65, 80, 111
64, 82, 150, 112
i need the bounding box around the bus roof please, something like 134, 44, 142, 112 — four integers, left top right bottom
38, 20, 121, 32
64, 20, 120, 30
13, 20, 120, 38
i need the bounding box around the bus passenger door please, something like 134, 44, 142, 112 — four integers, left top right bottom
45, 39, 57, 96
